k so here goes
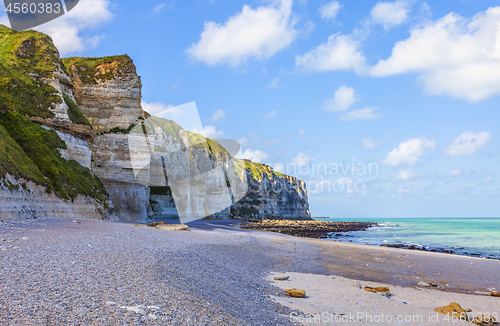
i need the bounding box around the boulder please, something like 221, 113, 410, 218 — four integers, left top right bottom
434, 302, 468, 321
364, 286, 391, 296
155, 224, 190, 231
491, 292, 500, 297
472, 315, 498, 325
147, 221, 166, 227
273, 276, 290, 281
284, 289, 306, 298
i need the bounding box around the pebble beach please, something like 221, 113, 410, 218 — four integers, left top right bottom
1, 218, 498, 325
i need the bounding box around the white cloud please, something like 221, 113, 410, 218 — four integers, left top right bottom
274, 163, 285, 172
443, 131, 491, 157
362, 137, 376, 149
267, 77, 281, 88
322, 86, 358, 111
319, 1, 341, 20
383, 137, 436, 166
186, 0, 298, 67
371, 7, 500, 101
209, 109, 227, 123
153, 4, 166, 13
142, 101, 179, 117
264, 109, 279, 119
339, 107, 380, 121
395, 170, 419, 181
192, 125, 225, 138
239, 149, 268, 162
27, 0, 113, 55
370, 1, 411, 30
292, 152, 309, 166
299, 129, 306, 136
0, 15, 8, 26
449, 168, 462, 176
295, 33, 368, 75
238, 137, 249, 147
483, 175, 494, 184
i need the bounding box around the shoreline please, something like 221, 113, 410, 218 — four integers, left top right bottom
241, 219, 500, 261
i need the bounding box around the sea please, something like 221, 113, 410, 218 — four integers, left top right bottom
317, 218, 500, 260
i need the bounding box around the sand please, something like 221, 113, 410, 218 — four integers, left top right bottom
269, 272, 498, 325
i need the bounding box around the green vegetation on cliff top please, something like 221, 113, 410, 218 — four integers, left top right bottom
0, 25, 108, 203
63, 55, 133, 84
233, 159, 282, 181
142, 115, 229, 158
0, 25, 61, 118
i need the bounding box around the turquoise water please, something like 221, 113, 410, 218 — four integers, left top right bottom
318, 218, 500, 259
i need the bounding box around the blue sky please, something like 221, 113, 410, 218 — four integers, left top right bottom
2, 0, 500, 217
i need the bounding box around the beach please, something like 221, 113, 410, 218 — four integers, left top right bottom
0, 219, 498, 325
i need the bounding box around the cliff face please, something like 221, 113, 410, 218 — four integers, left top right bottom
62, 56, 152, 222
0, 175, 107, 220
0, 26, 109, 221
0, 25, 310, 222
234, 166, 310, 220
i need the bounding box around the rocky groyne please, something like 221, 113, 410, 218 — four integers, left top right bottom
241, 220, 375, 238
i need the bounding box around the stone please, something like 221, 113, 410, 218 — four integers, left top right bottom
146, 221, 166, 227
491, 292, 500, 297
364, 286, 391, 296
147, 306, 160, 310
120, 305, 147, 315
155, 224, 190, 231
434, 302, 468, 321
273, 276, 290, 281
284, 289, 306, 298
418, 282, 431, 287
472, 315, 498, 325
429, 282, 437, 287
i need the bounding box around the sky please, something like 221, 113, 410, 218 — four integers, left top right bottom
2, 0, 500, 218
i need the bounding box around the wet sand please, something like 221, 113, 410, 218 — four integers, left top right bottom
301, 237, 500, 295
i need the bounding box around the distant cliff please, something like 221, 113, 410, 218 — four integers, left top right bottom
0, 25, 310, 222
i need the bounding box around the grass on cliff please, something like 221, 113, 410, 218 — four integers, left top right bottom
63, 55, 133, 84
143, 115, 229, 158
145, 116, 183, 139
0, 112, 108, 202
62, 92, 91, 126
233, 159, 277, 181
0, 124, 45, 182
0, 25, 62, 118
